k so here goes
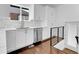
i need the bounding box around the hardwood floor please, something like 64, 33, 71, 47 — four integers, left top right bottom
17, 38, 77, 54
63, 48, 77, 54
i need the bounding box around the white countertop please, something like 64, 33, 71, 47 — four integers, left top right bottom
0, 28, 17, 31
0, 25, 54, 30
0, 25, 53, 31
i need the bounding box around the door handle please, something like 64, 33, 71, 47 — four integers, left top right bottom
75, 36, 79, 44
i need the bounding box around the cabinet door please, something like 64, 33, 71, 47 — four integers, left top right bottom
16, 29, 25, 49
34, 5, 41, 20
34, 28, 37, 43
25, 28, 34, 46
6, 30, 16, 53
0, 30, 7, 54
34, 28, 42, 43
37, 28, 42, 41
34, 5, 45, 20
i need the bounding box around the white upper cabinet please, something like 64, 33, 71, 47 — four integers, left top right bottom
21, 4, 47, 27
34, 4, 46, 21
34, 5, 55, 27
45, 6, 55, 27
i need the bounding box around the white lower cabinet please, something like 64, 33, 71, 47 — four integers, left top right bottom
25, 28, 34, 46
6, 28, 34, 53
6, 29, 26, 53
34, 28, 42, 43
16, 29, 26, 50
0, 30, 7, 54
42, 27, 50, 40
6, 30, 16, 53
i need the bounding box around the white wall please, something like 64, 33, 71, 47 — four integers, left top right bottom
0, 4, 10, 20
43, 5, 63, 38
52, 28, 57, 36
42, 27, 50, 40
45, 6, 55, 27
41, 5, 56, 40
55, 4, 79, 27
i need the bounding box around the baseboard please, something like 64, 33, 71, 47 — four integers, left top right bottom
42, 36, 61, 43
33, 41, 42, 46
8, 38, 50, 54
8, 43, 34, 54
8, 46, 28, 54
65, 44, 77, 52
42, 38, 50, 43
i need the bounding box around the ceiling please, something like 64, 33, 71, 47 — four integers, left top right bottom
41, 4, 63, 8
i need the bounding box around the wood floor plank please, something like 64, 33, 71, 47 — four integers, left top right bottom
63, 48, 77, 54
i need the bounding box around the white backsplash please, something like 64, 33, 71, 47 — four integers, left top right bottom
29, 20, 45, 27
0, 20, 21, 28
0, 19, 48, 28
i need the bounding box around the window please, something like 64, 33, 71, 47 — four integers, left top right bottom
9, 5, 29, 21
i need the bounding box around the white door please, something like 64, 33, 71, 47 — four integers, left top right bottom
16, 29, 26, 49
77, 23, 79, 53
66, 22, 77, 52
37, 28, 42, 41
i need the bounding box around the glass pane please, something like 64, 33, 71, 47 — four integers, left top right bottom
9, 5, 20, 20
21, 8, 29, 20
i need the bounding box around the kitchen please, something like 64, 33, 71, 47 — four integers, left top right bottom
0, 4, 79, 54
